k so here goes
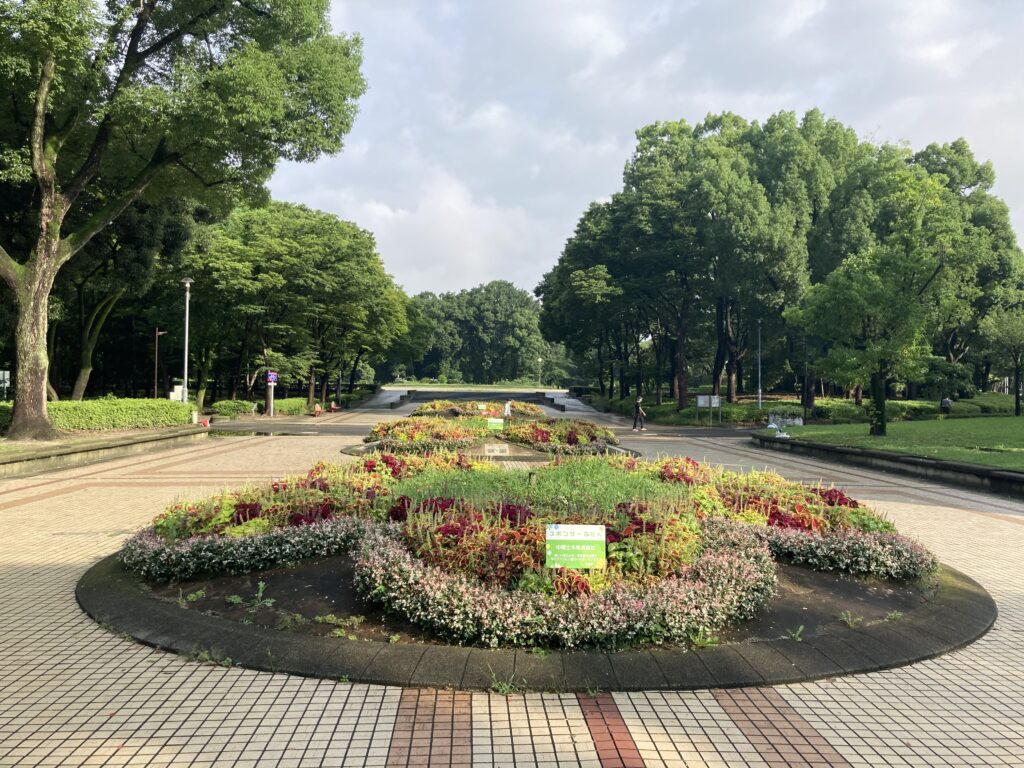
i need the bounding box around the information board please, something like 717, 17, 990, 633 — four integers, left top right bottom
545, 524, 606, 570
486, 417, 504, 430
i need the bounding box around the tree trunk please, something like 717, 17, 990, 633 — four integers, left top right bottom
1014, 358, 1022, 417
868, 363, 888, 436
7, 263, 59, 439
634, 336, 643, 397
46, 380, 59, 402
70, 290, 122, 401
711, 298, 726, 396
307, 364, 317, 408
673, 318, 689, 411
596, 342, 605, 397
854, 385, 863, 407
320, 375, 329, 406
347, 350, 365, 394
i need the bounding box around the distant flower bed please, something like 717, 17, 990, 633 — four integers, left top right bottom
121, 453, 937, 648
501, 418, 619, 454
364, 416, 489, 452
412, 399, 545, 419
360, 413, 617, 456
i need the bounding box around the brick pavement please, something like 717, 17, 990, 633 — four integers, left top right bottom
0, 402, 1022, 766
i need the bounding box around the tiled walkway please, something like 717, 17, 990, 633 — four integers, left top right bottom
1, 402, 1023, 766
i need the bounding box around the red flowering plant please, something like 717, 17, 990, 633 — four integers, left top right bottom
500, 418, 618, 454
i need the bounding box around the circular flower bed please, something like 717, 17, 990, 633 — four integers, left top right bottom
412, 399, 545, 419
364, 417, 489, 452
362, 412, 619, 455
121, 453, 937, 649
500, 418, 619, 454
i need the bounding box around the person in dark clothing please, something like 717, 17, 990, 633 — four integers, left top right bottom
940, 396, 952, 415
632, 396, 647, 431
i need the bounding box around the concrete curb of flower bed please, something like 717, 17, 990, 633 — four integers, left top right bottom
752, 432, 1024, 500
77, 555, 996, 691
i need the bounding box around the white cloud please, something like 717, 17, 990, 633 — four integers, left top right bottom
270, 0, 1024, 297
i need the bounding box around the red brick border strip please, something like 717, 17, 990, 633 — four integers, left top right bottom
386, 688, 473, 767
577, 693, 643, 768
713, 687, 851, 766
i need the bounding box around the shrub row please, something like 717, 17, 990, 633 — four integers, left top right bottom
210, 400, 258, 419
0, 397, 193, 434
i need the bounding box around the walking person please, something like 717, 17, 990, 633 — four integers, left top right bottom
632, 396, 647, 431
503, 399, 512, 421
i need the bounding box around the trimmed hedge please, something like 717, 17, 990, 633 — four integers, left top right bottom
0, 397, 193, 434
210, 400, 258, 419
268, 397, 314, 416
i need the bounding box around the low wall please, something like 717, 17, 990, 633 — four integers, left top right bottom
0, 427, 209, 479
752, 433, 1024, 500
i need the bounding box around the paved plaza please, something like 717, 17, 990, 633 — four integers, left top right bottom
1, 399, 1023, 767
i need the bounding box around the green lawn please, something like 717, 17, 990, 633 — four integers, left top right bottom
777, 417, 1024, 471
589, 392, 1017, 427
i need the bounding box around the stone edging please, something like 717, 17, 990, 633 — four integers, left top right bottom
752, 433, 1024, 500
77, 556, 995, 691
0, 427, 208, 480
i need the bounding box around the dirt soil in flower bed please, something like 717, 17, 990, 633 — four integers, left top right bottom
149, 556, 933, 648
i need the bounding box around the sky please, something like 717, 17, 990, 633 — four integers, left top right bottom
268, 0, 1024, 297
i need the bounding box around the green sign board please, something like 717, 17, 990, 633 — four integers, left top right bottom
486, 417, 504, 431
545, 524, 606, 570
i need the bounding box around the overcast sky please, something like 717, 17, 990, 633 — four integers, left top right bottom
268, 0, 1024, 296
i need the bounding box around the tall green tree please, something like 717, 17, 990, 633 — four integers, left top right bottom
792, 146, 970, 435
0, 0, 365, 437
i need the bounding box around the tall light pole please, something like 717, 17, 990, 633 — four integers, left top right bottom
181, 277, 193, 403
757, 318, 762, 410
153, 328, 167, 399
537, 357, 543, 388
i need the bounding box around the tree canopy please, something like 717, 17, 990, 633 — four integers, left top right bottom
0, 0, 365, 436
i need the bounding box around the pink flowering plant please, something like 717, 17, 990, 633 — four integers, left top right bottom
121, 452, 936, 648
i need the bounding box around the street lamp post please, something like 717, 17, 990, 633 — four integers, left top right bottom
537, 357, 543, 389
757, 319, 762, 410
153, 328, 167, 399
181, 278, 193, 404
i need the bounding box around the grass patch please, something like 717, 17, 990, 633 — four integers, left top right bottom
778, 417, 1024, 470
589, 392, 1017, 427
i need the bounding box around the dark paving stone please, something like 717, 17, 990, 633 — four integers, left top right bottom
734, 643, 805, 685
461, 649, 515, 690
843, 626, 914, 666
695, 646, 764, 687
513, 650, 565, 691
862, 624, 940, 662
886, 620, 955, 659
807, 633, 877, 673
562, 651, 617, 692
409, 645, 472, 688
607, 650, 669, 691
772, 640, 840, 680
648, 649, 716, 689
363, 644, 427, 686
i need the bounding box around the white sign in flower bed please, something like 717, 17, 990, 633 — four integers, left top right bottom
545, 524, 606, 570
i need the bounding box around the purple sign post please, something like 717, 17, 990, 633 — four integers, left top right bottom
265, 371, 278, 417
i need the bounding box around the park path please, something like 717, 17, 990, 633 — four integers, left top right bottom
0, 398, 1022, 767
